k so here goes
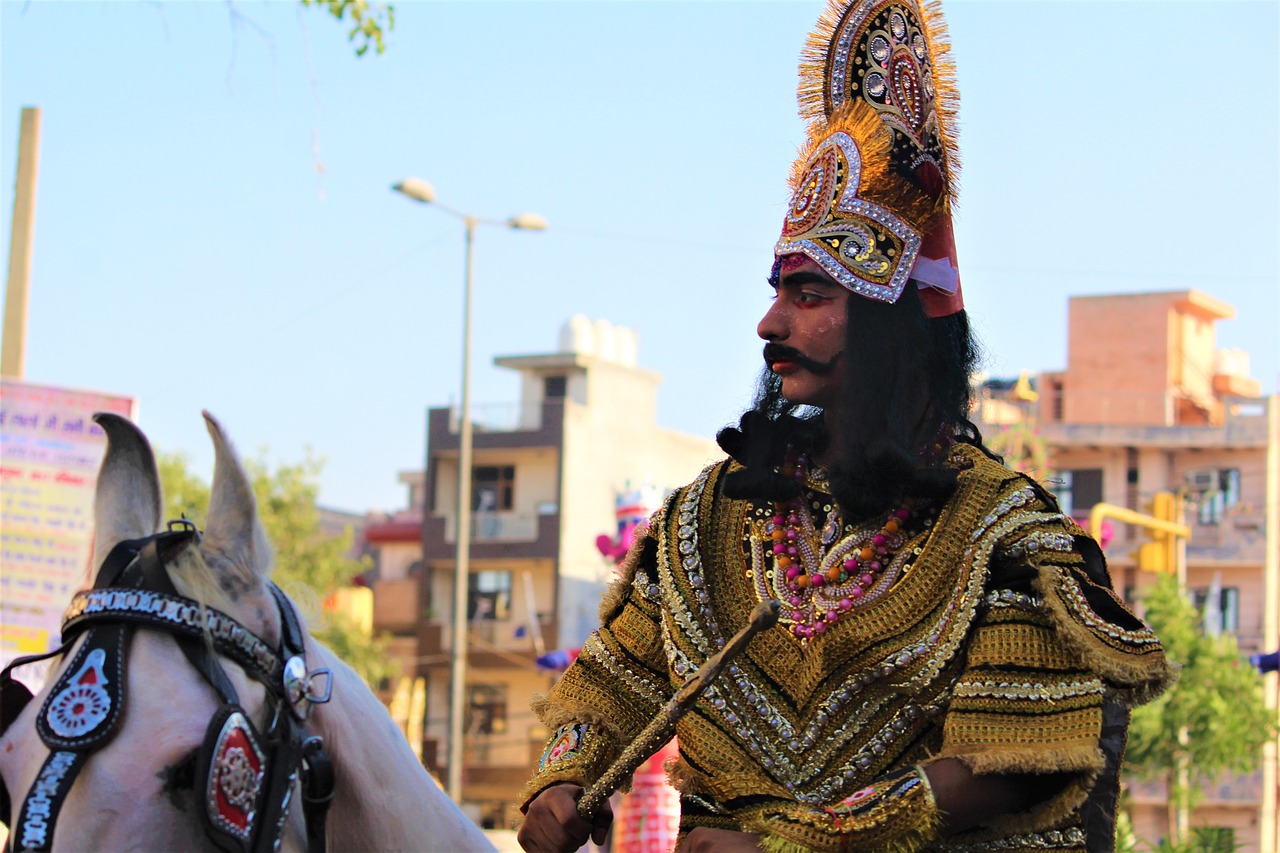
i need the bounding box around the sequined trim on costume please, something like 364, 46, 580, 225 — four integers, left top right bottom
940, 827, 1087, 851
581, 634, 668, 707
984, 589, 1042, 610
1002, 529, 1076, 559
1051, 572, 1164, 648
952, 679, 1104, 703
774, 131, 923, 303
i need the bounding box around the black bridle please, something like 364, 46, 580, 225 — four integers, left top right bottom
1, 521, 336, 853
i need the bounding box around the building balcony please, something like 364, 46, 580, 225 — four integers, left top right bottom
427, 399, 565, 452
1037, 396, 1269, 449
412, 618, 557, 672
422, 511, 560, 561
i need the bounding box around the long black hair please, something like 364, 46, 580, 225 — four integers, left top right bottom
717, 283, 983, 519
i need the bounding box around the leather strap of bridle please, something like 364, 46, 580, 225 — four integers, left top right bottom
270, 584, 336, 853
301, 737, 335, 853
10, 750, 89, 852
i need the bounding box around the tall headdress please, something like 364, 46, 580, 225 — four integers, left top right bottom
775, 0, 963, 317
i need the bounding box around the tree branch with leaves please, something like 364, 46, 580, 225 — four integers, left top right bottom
299, 0, 395, 57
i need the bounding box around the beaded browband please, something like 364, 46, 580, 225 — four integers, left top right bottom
62, 587, 286, 688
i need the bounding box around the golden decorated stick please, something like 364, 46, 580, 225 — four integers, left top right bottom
577, 599, 782, 821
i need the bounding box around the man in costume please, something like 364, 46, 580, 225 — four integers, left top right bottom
517, 1, 1175, 850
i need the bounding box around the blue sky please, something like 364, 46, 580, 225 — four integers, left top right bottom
3, 0, 1277, 513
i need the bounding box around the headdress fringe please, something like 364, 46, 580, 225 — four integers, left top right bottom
918, 0, 962, 207
796, 0, 846, 125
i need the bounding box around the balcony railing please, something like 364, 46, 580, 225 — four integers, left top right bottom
412, 618, 557, 669
446, 402, 547, 433
443, 511, 540, 543
423, 512, 559, 560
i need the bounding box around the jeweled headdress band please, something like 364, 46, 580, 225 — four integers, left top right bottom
776, 0, 964, 318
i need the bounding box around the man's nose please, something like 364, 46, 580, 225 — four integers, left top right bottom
758, 301, 787, 341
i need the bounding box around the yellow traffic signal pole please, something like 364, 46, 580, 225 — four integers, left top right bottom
1089, 497, 1192, 585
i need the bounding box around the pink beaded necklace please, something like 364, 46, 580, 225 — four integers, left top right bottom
767, 453, 914, 639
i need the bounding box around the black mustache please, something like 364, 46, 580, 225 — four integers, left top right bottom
762, 343, 842, 375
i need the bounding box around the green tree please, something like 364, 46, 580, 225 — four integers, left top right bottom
1125, 574, 1277, 847
157, 449, 395, 688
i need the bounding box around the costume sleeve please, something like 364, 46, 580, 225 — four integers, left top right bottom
929, 495, 1176, 836
516, 512, 675, 812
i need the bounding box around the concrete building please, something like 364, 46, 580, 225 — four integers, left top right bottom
975, 290, 1278, 851
371, 317, 720, 829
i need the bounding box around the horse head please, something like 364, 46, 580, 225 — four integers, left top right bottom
1, 413, 494, 852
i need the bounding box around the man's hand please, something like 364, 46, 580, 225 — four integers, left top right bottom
678, 828, 763, 852
518, 783, 613, 852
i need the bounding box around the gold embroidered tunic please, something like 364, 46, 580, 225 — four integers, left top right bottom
520, 445, 1174, 851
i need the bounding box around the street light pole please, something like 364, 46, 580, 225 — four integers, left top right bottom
449, 216, 476, 804
392, 180, 545, 807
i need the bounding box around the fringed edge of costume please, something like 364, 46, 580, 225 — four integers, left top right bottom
1032, 566, 1179, 707
932, 746, 1100, 837
932, 742, 1104, 778
597, 519, 652, 622
665, 754, 704, 794
754, 809, 941, 853
531, 692, 623, 735
918, 0, 961, 207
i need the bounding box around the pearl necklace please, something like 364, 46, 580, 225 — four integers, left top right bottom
768, 454, 914, 639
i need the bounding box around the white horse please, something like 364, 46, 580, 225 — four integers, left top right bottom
0, 412, 495, 852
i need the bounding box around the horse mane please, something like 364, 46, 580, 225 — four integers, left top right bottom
168, 547, 228, 608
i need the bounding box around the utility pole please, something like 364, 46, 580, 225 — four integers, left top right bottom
2, 106, 41, 379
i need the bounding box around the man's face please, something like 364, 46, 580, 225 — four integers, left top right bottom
757, 257, 849, 410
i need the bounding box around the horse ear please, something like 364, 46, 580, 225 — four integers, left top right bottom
92, 412, 163, 571
201, 411, 272, 584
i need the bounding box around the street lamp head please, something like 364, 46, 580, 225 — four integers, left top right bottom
507, 212, 548, 231
392, 177, 437, 204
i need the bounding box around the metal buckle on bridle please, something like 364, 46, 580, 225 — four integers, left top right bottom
167, 517, 202, 538
283, 657, 333, 720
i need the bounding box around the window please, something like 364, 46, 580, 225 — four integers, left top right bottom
544, 375, 567, 398
468, 570, 512, 621
1047, 379, 1064, 422
1054, 468, 1103, 516
1197, 468, 1241, 525
466, 683, 507, 735
472, 465, 514, 511
1191, 586, 1239, 634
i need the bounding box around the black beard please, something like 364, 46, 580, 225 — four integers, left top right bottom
762, 342, 843, 376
